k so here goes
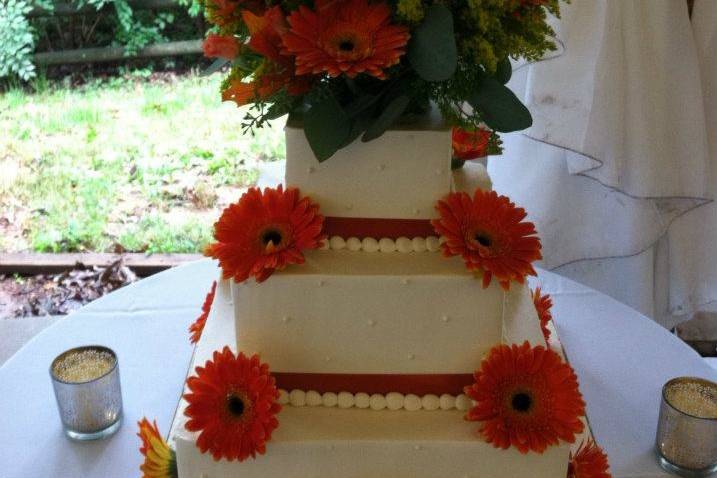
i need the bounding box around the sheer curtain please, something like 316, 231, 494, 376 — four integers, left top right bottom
489, 0, 714, 328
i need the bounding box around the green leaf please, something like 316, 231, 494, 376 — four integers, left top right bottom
495, 57, 512, 84
362, 95, 410, 142
201, 58, 228, 77
407, 4, 457, 82
265, 102, 290, 121
468, 78, 532, 133
342, 112, 374, 148
344, 94, 379, 118
304, 94, 352, 162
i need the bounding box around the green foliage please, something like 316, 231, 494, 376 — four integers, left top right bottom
362, 94, 410, 141
468, 76, 532, 132
304, 93, 352, 162
0, 0, 200, 82
209, 0, 562, 160
0, 0, 36, 80
118, 214, 212, 253
0, 74, 283, 254
407, 4, 457, 82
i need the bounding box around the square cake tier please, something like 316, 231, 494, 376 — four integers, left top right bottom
170, 280, 570, 478
233, 249, 546, 376
284, 111, 452, 220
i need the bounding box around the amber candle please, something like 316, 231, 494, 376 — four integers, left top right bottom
655, 377, 717, 476
50, 345, 123, 440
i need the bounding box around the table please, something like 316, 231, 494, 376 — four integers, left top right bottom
1, 259, 715, 477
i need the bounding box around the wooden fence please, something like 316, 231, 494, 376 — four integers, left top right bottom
31, 0, 204, 66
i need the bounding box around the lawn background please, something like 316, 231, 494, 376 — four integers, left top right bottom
0, 72, 285, 254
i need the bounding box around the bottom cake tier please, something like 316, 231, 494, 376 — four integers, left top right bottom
169, 278, 578, 477
172, 406, 569, 477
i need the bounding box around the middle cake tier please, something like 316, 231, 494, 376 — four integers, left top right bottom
232, 247, 543, 381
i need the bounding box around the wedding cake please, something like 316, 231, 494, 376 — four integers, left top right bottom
135, 1, 613, 476
162, 119, 580, 477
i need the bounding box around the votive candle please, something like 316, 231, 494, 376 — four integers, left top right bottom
655, 377, 717, 477
50, 345, 123, 440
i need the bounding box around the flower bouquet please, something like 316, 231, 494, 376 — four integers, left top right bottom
201, 0, 561, 161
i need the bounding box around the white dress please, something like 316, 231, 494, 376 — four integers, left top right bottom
489, 0, 713, 327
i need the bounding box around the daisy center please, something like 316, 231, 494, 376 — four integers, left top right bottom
261, 229, 283, 247
474, 233, 492, 247
226, 393, 246, 418
511, 392, 533, 413
339, 39, 355, 52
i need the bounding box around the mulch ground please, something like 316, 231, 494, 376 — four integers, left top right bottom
0, 260, 136, 319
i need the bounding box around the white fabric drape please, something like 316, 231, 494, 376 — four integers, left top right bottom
489, 0, 714, 328
669, 0, 717, 319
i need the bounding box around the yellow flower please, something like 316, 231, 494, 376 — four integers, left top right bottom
397, 0, 424, 24
137, 418, 177, 478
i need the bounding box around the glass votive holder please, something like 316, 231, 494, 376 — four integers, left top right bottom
655, 376, 717, 477
50, 345, 123, 441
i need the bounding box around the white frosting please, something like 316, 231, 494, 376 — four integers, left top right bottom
452, 160, 492, 193
404, 394, 422, 412
174, 406, 571, 478
233, 250, 546, 375
346, 237, 362, 251
361, 237, 379, 252
289, 389, 306, 407
284, 121, 452, 220
412, 236, 427, 252
306, 390, 323, 407
337, 392, 355, 409
455, 394, 472, 412
378, 237, 397, 253
322, 392, 338, 408
369, 394, 387, 411
324, 236, 443, 253
355, 392, 370, 409
172, 276, 570, 478
277, 390, 473, 412
329, 236, 346, 250
426, 236, 440, 252
386, 392, 404, 411
422, 394, 440, 411
396, 237, 413, 253
439, 394, 456, 410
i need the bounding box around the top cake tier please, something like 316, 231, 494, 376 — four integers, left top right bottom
285, 112, 452, 220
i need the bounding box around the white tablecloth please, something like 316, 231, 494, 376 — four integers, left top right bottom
0, 260, 715, 477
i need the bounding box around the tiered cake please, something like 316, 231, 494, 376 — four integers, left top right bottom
168, 117, 573, 477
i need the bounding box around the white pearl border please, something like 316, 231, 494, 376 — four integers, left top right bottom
278, 389, 474, 412
319, 236, 445, 253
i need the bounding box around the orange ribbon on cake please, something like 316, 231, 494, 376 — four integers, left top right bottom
323, 217, 435, 239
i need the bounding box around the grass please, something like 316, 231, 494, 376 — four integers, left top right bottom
0, 73, 285, 254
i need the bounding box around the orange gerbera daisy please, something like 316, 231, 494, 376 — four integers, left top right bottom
568, 439, 612, 478
137, 418, 177, 478
532, 286, 553, 343
203, 34, 240, 60
452, 127, 491, 161
189, 281, 217, 344
205, 0, 263, 30
432, 189, 542, 290
223, 7, 312, 107
205, 185, 325, 283
465, 341, 585, 454
282, 0, 410, 79
184, 347, 281, 461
